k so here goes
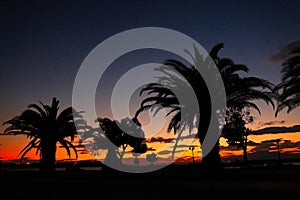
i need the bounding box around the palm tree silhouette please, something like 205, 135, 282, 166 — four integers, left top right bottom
211, 43, 274, 112
135, 55, 211, 166
212, 43, 275, 168
2, 97, 84, 175
135, 43, 274, 172
274, 45, 300, 116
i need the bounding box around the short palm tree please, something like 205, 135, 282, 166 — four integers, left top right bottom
274, 46, 300, 116
2, 97, 84, 175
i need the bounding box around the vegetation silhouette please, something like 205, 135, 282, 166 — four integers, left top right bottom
0, 42, 298, 179
222, 108, 253, 167
135, 50, 213, 170
1, 97, 84, 175
79, 117, 147, 171
132, 152, 140, 165
274, 42, 300, 116
188, 145, 198, 164
135, 43, 275, 173
214, 43, 275, 168
146, 152, 159, 165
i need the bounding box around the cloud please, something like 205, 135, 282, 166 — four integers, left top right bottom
79, 149, 91, 154
247, 140, 261, 146
280, 140, 300, 149
147, 137, 174, 143
180, 133, 198, 139
157, 150, 172, 155
257, 120, 286, 129
268, 39, 300, 63
220, 145, 242, 151
170, 144, 199, 149
157, 149, 186, 156
220, 140, 262, 151
251, 125, 300, 135
146, 147, 156, 151
147, 133, 198, 143
222, 139, 300, 161
249, 139, 300, 155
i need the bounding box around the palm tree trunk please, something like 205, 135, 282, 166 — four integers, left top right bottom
199, 136, 223, 174
40, 140, 57, 176
195, 72, 223, 173
196, 92, 223, 174
102, 146, 122, 173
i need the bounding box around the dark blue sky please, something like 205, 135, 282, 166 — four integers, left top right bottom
1, 0, 300, 130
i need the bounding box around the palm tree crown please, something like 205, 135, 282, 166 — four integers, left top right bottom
135, 43, 275, 171
210, 43, 275, 113
274, 46, 300, 116
2, 97, 83, 174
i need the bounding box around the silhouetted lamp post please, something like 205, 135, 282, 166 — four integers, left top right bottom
189, 146, 195, 164
275, 138, 282, 165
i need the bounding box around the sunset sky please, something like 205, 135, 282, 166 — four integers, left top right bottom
0, 0, 300, 164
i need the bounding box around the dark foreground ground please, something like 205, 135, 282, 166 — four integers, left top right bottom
1, 164, 300, 199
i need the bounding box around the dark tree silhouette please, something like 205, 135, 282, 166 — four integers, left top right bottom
213, 43, 275, 168
80, 117, 147, 168
135, 43, 275, 173
222, 108, 253, 167
135, 80, 196, 160
135, 51, 214, 171
97, 117, 147, 167
2, 97, 84, 175
133, 152, 140, 165
274, 45, 300, 116
211, 44, 274, 112
146, 153, 159, 165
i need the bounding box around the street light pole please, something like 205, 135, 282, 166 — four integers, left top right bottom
275, 138, 282, 165
189, 147, 195, 164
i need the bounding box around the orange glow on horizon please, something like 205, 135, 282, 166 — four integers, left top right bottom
1, 131, 300, 164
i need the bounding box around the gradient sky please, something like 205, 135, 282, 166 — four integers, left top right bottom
1, 0, 300, 163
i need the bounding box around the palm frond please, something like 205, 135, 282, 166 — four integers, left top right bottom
27, 104, 47, 118
209, 43, 224, 61
18, 138, 39, 160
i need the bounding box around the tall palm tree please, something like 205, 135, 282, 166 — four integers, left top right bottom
274, 46, 300, 116
135, 56, 211, 165
135, 43, 275, 172
2, 97, 84, 175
